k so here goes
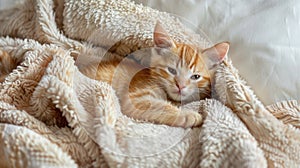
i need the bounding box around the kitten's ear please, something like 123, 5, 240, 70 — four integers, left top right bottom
202, 42, 230, 69
153, 22, 176, 48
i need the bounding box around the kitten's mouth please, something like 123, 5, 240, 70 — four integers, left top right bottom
172, 91, 184, 96
171, 90, 187, 98
167, 87, 189, 101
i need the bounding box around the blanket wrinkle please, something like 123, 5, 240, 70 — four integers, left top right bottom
0, 102, 92, 167
215, 60, 300, 167
0, 41, 104, 167
197, 100, 265, 168
1, 124, 78, 167
266, 100, 300, 129
0, 0, 299, 167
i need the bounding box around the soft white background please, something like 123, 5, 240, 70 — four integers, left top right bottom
0, 0, 16, 10
1, 0, 299, 105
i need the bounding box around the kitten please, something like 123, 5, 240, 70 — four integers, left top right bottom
80, 23, 229, 128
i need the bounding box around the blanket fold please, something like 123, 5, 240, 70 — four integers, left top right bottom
0, 0, 299, 167
215, 60, 300, 167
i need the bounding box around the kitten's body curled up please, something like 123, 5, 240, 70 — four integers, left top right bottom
80, 23, 229, 128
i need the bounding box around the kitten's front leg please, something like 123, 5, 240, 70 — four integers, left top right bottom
173, 108, 203, 128
123, 99, 203, 128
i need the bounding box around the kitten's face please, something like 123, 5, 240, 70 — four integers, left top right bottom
148, 22, 229, 102
149, 45, 211, 102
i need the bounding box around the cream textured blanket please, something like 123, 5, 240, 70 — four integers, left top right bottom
0, 0, 300, 167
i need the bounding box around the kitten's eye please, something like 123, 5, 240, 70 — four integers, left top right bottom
191, 74, 202, 80
167, 67, 177, 75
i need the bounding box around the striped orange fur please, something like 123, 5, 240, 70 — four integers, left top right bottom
81, 22, 229, 128
0, 50, 18, 82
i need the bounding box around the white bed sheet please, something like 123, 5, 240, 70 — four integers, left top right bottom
0, 0, 16, 10
135, 0, 300, 105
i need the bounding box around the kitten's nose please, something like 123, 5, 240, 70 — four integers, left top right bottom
176, 83, 186, 91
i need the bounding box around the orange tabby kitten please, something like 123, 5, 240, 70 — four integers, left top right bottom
80, 23, 229, 128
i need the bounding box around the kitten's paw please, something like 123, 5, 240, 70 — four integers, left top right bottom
173, 109, 203, 128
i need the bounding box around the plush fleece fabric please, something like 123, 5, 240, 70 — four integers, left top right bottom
0, 0, 299, 167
